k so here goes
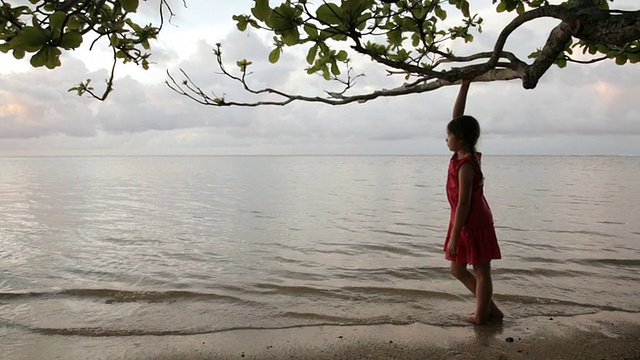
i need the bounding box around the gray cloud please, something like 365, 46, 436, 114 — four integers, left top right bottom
0, 58, 98, 139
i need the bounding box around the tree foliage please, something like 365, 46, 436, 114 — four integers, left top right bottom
0, 0, 181, 99
1, 0, 639, 105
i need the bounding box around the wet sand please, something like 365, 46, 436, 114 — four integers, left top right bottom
5, 311, 640, 360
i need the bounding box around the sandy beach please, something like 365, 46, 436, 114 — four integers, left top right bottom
2, 311, 638, 360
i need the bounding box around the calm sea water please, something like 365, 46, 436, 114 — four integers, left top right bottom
0, 155, 638, 340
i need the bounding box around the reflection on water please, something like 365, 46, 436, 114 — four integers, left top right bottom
0, 156, 638, 335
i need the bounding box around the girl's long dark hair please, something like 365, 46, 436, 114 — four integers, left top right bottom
447, 115, 484, 180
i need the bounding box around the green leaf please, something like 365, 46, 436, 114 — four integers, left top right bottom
615, 53, 627, 65
30, 46, 49, 67
387, 28, 403, 47
319, 42, 330, 56
306, 44, 318, 64
496, 2, 507, 12
412, 33, 420, 47
252, 0, 272, 22
45, 46, 61, 69
12, 48, 25, 59
556, 57, 567, 68
121, 0, 139, 13
330, 61, 340, 76
508, 0, 519, 11
49, 11, 66, 33
268, 47, 281, 63
268, 3, 302, 45
59, 31, 83, 49
434, 6, 447, 20
281, 31, 300, 46
356, 14, 370, 31
249, 19, 260, 29
233, 15, 249, 31
335, 50, 348, 62
12, 26, 50, 52
304, 24, 318, 38
461, 1, 471, 17
110, 34, 120, 47
306, 64, 319, 75
66, 16, 84, 31
316, 3, 343, 25
236, 59, 252, 72
528, 49, 541, 59
322, 65, 331, 80
126, 19, 143, 32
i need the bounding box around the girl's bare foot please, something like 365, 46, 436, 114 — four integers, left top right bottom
489, 308, 504, 322
459, 314, 487, 325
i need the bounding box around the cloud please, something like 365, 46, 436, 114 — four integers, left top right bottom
0, 58, 98, 139
470, 62, 640, 138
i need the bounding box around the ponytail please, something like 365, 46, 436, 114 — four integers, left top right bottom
469, 146, 484, 180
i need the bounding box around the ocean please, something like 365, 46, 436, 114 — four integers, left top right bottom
0, 155, 638, 344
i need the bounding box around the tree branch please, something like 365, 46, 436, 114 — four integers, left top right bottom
167, 65, 524, 107
523, 21, 573, 89
165, 2, 639, 107
486, 5, 574, 71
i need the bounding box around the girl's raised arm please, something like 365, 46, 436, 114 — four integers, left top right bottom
452, 79, 471, 119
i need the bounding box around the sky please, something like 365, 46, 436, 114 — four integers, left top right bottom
0, 0, 639, 156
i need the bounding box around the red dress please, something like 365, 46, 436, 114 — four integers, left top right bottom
444, 153, 501, 264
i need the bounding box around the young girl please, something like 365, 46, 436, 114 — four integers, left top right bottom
444, 79, 503, 325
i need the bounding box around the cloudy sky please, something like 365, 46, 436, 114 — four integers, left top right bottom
0, 0, 638, 156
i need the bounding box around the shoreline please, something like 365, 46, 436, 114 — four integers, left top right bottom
3, 311, 639, 360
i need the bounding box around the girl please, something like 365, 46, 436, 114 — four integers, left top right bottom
444, 79, 503, 325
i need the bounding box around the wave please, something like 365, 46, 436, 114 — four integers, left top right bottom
492, 293, 622, 311
368, 229, 420, 238
247, 284, 459, 302
0, 285, 459, 305
494, 267, 589, 278
0, 288, 259, 305
514, 256, 566, 264
349, 243, 418, 256
2, 319, 419, 338
496, 225, 615, 238
544, 229, 615, 238
6, 309, 637, 338
0, 286, 635, 339
573, 258, 640, 267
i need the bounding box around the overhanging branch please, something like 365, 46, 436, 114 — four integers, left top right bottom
165, 3, 639, 107
167, 66, 524, 107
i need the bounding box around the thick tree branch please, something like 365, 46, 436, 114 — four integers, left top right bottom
523, 22, 573, 89
486, 6, 574, 72
574, 9, 640, 45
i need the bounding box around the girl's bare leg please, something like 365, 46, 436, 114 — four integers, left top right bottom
450, 261, 503, 324
470, 261, 493, 324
